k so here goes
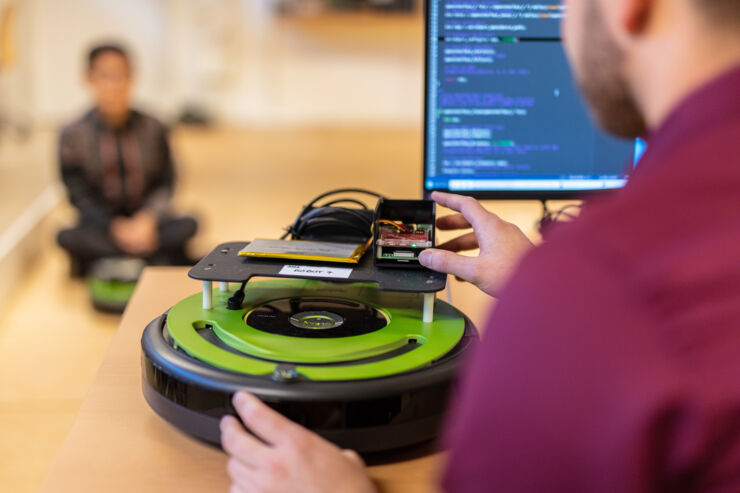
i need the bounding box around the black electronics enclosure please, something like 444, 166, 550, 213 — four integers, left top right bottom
373, 199, 436, 269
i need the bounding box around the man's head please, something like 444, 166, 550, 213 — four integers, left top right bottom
562, 0, 740, 138
86, 43, 133, 125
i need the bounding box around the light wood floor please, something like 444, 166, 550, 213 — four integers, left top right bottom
0, 126, 548, 492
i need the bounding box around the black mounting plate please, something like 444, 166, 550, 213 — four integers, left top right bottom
188, 242, 447, 293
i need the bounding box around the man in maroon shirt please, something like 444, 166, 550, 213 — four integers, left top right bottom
218, 0, 740, 491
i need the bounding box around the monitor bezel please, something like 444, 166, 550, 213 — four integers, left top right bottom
421, 0, 625, 201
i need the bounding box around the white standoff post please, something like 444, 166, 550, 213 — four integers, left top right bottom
423, 292, 435, 323
203, 281, 213, 310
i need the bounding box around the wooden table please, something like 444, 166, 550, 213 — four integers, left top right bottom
40, 267, 451, 493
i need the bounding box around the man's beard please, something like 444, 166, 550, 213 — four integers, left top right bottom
573, 1, 648, 138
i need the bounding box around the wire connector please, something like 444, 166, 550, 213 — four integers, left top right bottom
227, 280, 247, 310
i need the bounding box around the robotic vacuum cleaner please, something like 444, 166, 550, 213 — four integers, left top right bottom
142, 278, 477, 453
87, 258, 145, 313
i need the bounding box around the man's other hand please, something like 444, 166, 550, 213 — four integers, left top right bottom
220, 392, 377, 493
110, 210, 159, 256
419, 191, 533, 298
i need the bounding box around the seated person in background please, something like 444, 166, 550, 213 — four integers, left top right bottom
57, 43, 197, 275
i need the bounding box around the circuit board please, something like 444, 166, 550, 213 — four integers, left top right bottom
376, 222, 433, 260
373, 199, 436, 268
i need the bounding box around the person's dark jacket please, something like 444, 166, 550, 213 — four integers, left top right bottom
59, 109, 175, 228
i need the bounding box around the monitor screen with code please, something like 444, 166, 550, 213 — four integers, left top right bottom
423, 0, 645, 199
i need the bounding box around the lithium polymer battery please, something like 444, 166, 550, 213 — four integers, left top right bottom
238, 238, 369, 264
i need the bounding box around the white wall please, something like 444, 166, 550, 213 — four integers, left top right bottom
25, 0, 423, 127
27, 0, 170, 126
168, 0, 424, 125
0, 0, 33, 136
0, 0, 53, 185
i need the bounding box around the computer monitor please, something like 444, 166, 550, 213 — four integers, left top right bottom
423, 0, 644, 200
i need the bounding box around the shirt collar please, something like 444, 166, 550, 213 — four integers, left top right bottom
640, 63, 740, 163
90, 108, 136, 132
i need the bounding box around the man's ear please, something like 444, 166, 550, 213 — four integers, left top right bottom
618, 0, 654, 34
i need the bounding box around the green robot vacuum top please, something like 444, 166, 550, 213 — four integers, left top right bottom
165, 279, 466, 381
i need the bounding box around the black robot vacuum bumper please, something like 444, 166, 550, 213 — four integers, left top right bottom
142, 311, 477, 453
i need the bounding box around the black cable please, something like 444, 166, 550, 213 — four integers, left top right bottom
284, 188, 383, 241
294, 218, 372, 239
227, 280, 247, 310
553, 204, 581, 221
319, 198, 369, 209
537, 200, 581, 235
293, 188, 381, 228
300, 206, 373, 227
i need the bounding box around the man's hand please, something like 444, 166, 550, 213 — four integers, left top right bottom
110, 210, 159, 256
220, 392, 377, 493
419, 191, 534, 298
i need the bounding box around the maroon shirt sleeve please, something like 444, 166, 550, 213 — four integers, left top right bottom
441, 240, 686, 493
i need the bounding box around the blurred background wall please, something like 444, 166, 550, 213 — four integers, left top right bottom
25, 0, 423, 126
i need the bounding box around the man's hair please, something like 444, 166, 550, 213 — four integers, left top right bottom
695, 0, 740, 25
87, 43, 131, 71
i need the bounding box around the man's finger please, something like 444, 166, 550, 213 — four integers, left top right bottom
220, 415, 269, 467
226, 457, 257, 485
232, 392, 301, 446
418, 249, 479, 283
230, 484, 251, 493
436, 232, 479, 253
437, 213, 472, 231
430, 192, 491, 232
341, 449, 365, 466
